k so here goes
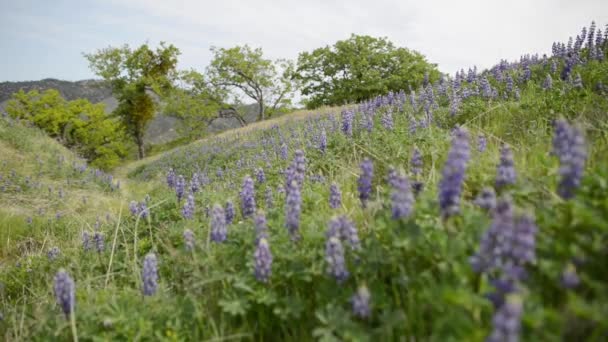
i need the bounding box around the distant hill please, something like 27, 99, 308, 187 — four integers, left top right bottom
0, 78, 260, 144
0, 78, 112, 103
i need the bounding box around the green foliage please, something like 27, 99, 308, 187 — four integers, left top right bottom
5, 89, 128, 169
207, 45, 297, 121
162, 70, 224, 140
84, 42, 181, 159
296, 34, 442, 108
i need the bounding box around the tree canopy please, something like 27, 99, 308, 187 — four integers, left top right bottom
295, 34, 441, 108
206, 45, 297, 121
84, 42, 180, 159
6, 89, 128, 169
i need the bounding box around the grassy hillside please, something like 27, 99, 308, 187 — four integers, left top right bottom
0, 117, 126, 261
1, 29, 608, 341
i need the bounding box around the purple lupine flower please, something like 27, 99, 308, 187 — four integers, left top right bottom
543, 74, 553, 90
138, 201, 149, 220
505, 74, 514, 94
210, 204, 227, 243
190, 174, 200, 193
487, 295, 523, 342
254, 210, 268, 242
381, 108, 394, 130
53, 269, 75, 317
438, 127, 470, 218
552, 119, 570, 157
264, 187, 273, 209
409, 118, 417, 135
142, 252, 158, 296
82, 231, 91, 251
351, 285, 371, 318
329, 183, 342, 209
280, 144, 288, 160
182, 194, 195, 220
474, 187, 497, 210
254, 237, 272, 283
327, 215, 361, 251
183, 229, 195, 251
255, 168, 266, 184
391, 172, 414, 220
216, 167, 224, 179
556, 123, 587, 199
561, 264, 580, 289
48, 246, 60, 261
410, 148, 423, 176
94, 229, 105, 253
166, 168, 176, 188
319, 128, 327, 153
357, 158, 374, 208
240, 176, 256, 218
225, 200, 235, 224
470, 197, 514, 273
511, 213, 537, 266
294, 149, 306, 189
325, 236, 349, 283
341, 109, 354, 137
175, 175, 186, 202
285, 180, 302, 241
496, 144, 517, 188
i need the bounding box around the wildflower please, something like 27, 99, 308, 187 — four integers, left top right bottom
325, 236, 349, 283
82, 231, 91, 251
557, 124, 587, 199
391, 172, 414, 220
285, 180, 302, 241
53, 269, 75, 317
487, 295, 523, 342
211, 204, 227, 243
474, 187, 497, 210
351, 285, 371, 318
225, 200, 235, 224
142, 253, 158, 296
254, 238, 273, 283
255, 168, 266, 184
410, 148, 423, 176
175, 175, 186, 202
240, 176, 256, 218
329, 183, 342, 209
438, 127, 470, 218
496, 144, 517, 188
182, 194, 195, 220
341, 109, 354, 137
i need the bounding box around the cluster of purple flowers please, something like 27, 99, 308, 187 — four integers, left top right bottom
438, 127, 470, 218
182, 194, 195, 219
53, 269, 75, 317
552, 119, 587, 199
183, 229, 195, 251
225, 200, 235, 224
327, 215, 361, 251
211, 204, 227, 243
390, 171, 414, 219
495, 144, 517, 188
142, 252, 159, 296
240, 176, 256, 218
329, 183, 342, 209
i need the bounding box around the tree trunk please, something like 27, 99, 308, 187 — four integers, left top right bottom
258, 94, 265, 121
135, 131, 145, 159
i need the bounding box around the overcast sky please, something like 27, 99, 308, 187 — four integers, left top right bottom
1, 0, 607, 82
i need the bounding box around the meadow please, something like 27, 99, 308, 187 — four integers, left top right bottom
1, 24, 608, 341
